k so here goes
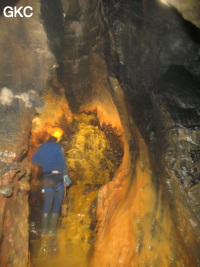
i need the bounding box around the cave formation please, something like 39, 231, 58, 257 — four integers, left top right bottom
0, 0, 200, 267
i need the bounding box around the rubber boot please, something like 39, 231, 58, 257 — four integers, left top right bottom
48, 213, 59, 235
41, 213, 49, 235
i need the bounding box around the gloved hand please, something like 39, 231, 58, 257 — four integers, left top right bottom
63, 175, 72, 186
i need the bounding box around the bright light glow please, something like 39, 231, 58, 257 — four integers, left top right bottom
160, 0, 170, 6
52, 127, 64, 138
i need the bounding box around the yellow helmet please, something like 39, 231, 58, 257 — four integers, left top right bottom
51, 127, 64, 139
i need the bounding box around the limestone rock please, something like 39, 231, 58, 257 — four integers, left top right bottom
151, 65, 200, 264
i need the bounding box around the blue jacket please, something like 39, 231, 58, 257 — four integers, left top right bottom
31, 141, 68, 175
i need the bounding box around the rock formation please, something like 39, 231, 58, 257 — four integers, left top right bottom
0, 0, 199, 266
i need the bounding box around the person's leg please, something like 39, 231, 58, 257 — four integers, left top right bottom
49, 188, 64, 234
42, 189, 54, 234
52, 187, 64, 214
41, 213, 49, 234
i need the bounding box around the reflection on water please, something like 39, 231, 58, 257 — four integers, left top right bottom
29, 187, 91, 267
30, 233, 88, 267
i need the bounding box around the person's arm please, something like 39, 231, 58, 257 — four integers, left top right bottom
59, 146, 71, 186
60, 149, 68, 175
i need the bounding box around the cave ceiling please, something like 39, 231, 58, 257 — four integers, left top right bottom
160, 0, 200, 28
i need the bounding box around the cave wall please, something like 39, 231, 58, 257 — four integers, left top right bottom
161, 0, 200, 29
60, 0, 107, 112
55, 0, 200, 266
102, 0, 200, 93
0, 0, 200, 266
150, 66, 200, 262
99, 0, 200, 265
0, 0, 56, 266
0, 0, 130, 265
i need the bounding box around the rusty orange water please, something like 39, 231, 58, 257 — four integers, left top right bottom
91, 134, 194, 267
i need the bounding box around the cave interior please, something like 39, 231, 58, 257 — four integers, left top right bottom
0, 0, 200, 266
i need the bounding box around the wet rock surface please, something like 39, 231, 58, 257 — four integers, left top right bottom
0, 0, 200, 266
0, 0, 55, 92
0, 0, 56, 266
0, 184, 13, 197
60, 0, 105, 111
65, 113, 123, 184
61, 113, 123, 254
29, 100, 124, 264
164, 0, 200, 28
0, 101, 33, 267
102, 0, 200, 116
151, 65, 200, 264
